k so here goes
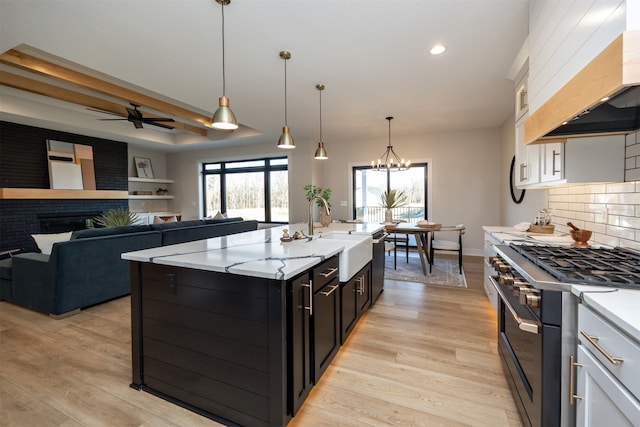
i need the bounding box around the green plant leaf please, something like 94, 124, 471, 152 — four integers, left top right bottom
94, 209, 139, 227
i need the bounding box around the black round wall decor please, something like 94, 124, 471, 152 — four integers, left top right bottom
510, 155, 526, 204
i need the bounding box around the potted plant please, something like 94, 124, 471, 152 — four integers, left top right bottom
94, 209, 139, 227
304, 184, 332, 226
380, 189, 408, 222
156, 187, 169, 195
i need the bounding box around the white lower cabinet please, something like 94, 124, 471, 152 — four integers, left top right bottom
575, 345, 640, 426
574, 304, 640, 426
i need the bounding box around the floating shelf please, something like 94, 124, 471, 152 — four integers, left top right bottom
128, 177, 174, 184
128, 195, 175, 200
0, 188, 128, 200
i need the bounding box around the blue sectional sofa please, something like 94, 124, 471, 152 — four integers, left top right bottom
0, 218, 257, 317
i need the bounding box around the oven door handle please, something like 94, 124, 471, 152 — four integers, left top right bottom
490, 276, 540, 334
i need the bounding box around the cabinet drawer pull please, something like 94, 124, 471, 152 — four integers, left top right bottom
569, 355, 584, 405
320, 284, 340, 297
302, 282, 313, 315
580, 330, 623, 365
319, 267, 338, 278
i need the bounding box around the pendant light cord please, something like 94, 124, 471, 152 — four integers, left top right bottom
221, 1, 226, 96
319, 88, 323, 141
283, 58, 288, 126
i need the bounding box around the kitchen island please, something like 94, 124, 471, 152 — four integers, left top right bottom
122, 223, 383, 426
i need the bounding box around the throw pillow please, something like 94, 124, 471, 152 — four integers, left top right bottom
153, 215, 178, 224
31, 231, 73, 255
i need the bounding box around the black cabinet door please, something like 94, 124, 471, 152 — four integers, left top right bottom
341, 276, 358, 343
313, 277, 341, 381
288, 273, 312, 416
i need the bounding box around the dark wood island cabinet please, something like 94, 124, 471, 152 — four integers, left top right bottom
130, 256, 346, 426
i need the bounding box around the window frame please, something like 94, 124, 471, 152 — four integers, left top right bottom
201, 156, 289, 223
351, 162, 429, 222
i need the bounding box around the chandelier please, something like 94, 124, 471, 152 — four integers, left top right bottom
371, 116, 410, 171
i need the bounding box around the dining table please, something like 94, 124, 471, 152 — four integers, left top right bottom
384, 222, 441, 275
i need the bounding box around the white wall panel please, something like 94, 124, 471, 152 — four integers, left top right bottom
528, 0, 627, 113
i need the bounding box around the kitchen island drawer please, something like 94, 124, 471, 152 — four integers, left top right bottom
578, 303, 640, 400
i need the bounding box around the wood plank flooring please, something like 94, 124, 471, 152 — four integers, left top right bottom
0, 255, 523, 426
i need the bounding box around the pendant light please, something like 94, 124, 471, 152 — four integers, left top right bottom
277, 51, 295, 149
211, 0, 238, 130
314, 84, 328, 160
371, 116, 411, 171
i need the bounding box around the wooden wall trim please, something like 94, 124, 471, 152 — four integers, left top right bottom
0, 188, 128, 199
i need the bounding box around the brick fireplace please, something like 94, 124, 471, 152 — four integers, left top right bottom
0, 121, 128, 252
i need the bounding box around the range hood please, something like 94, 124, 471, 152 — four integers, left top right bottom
525, 29, 640, 145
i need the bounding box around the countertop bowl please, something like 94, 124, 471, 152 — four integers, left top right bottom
570, 229, 592, 246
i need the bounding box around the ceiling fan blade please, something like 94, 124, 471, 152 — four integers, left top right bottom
87, 107, 125, 117
147, 121, 175, 130
142, 117, 176, 123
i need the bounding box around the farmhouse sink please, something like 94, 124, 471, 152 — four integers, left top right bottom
318, 232, 372, 281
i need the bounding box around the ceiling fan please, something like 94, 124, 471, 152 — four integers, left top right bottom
91, 103, 175, 129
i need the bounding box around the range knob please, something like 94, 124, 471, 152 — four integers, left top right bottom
519, 289, 541, 308
499, 273, 514, 285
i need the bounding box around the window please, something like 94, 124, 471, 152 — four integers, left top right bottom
202, 157, 289, 222
352, 163, 427, 223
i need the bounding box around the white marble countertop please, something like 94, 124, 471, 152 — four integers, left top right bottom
483, 225, 574, 245
571, 285, 640, 344
122, 222, 377, 281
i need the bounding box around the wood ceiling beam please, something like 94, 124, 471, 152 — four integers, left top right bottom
0, 71, 208, 136
0, 49, 213, 128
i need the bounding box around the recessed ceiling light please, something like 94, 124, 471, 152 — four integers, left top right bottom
430, 44, 446, 55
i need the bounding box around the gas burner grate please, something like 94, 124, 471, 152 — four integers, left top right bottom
510, 244, 640, 289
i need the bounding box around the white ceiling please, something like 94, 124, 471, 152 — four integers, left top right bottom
0, 0, 529, 152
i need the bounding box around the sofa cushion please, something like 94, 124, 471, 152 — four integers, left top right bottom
203, 216, 244, 224
0, 258, 12, 280
161, 220, 258, 246
71, 225, 152, 240
31, 231, 73, 255
150, 219, 205, 231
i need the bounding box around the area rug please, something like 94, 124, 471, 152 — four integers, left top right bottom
384, 253, 467, 288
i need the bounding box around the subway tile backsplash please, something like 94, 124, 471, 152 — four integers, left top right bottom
549, 180, 640, 250
549, 130, 640, 249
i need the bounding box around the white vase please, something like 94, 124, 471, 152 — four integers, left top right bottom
385, 209, 393, 223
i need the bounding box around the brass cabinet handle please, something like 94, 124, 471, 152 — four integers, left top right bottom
302, 281, 313, 315
519, 163, 527, 182
320, 283, 340, 297
319, 267, 338, 278
552, 149, 561, 175
519, 89, 527, 111
355, 275, 365, 295
580, 331, 623, 365
569, 355, 584, 405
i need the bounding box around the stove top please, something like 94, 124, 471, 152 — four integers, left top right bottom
510, 244, 640, 289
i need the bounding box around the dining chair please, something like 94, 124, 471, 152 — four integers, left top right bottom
429, 224, 465, 274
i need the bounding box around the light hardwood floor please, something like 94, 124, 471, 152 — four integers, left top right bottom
0, 255, 523, 426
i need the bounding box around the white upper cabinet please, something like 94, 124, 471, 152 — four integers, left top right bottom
527, 0, 628, 116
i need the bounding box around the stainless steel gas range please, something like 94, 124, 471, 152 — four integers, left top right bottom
489, 243, 640, 427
